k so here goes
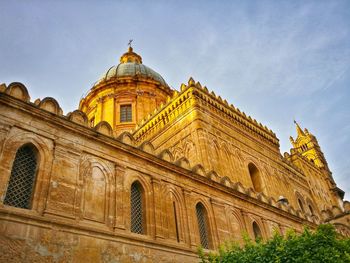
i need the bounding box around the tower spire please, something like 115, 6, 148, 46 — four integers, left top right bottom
294, 120, 305, 136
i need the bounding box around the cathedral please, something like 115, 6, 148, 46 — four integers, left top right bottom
0, 46, 349, 262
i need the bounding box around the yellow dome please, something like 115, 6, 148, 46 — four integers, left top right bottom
93, 47, 169, 88
79, 47, 173, 135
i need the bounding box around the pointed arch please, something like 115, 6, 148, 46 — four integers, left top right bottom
124, 172, 152, 235
305, 197, 317, 216
208, 137, 221, 174
0, 129, 53, 213
248, 163, 263, 193
226, 208, 245, 241
158, 149, 174, 162
79, 156, 113, 224
83, 166, 107, 222
195, 202, 212, 249
161, 185, 187, 243
130, 180, 145, 235
295, 191, 306, 213
220, 142, 235, 178
252, 221, 262, 241
4, 144, 38, 209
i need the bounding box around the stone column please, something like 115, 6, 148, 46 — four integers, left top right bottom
114, 165, 126, 230
152, 178, 164, 239
183, 189, 196, 248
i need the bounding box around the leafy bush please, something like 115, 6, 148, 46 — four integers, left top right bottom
199, 224, 350, 263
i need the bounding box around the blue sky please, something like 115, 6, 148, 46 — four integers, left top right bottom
1, 0, 349, 200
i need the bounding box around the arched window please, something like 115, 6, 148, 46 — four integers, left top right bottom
298, 199, 304, 212
248, 163, 263, 193
130, 181, 145, 234
172, 201, 180, 242
196, 202, 211, 249
308, 204, 314, 215
252, 221, 262, 241
4, 144, 38, 209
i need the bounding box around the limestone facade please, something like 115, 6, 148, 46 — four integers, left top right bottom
0, 48, 349, 262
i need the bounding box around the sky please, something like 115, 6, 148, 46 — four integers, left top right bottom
1, 0, 349, 200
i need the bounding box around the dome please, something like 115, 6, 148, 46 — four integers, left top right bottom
94, 47, 169, 87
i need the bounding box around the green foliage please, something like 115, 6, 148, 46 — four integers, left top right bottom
199, 224, 350, 263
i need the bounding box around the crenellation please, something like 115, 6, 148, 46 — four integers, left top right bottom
1, 47, 348, 262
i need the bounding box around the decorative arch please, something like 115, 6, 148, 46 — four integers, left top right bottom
233, 182, 247, 194
94, 121, 113, 137
192, 164, 206, 176
157, 149, 174, 162
79, 156, 113, 224
295, 191, 306, 213
195, 202, 212, 249
170, 146, 184, 161
191, 194, 218, 249
124, 173, 152, 235
160, 185, 187, 243
0, 129, 53, 214
252, 221, 262, 241
220, 142, 235, 178
220, 176, 232, 187
244, 214, 267, 240
4, 144, 38, 209
175, 157, 191, 169
117, 131, 135, 146
67, 110, 88, 127
5, 82, 30, 102
208, 137, 221, 174
305, 197, 317, 216
138, 141, 155, 155
206, 170, 220, 182
39, 97, 63, 115
130, 181, 145, 234
226, 208, 245, 241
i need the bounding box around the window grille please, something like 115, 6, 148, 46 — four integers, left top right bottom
196, 203, 210, 249
4, 145, 37, 209
120, 104, 132, 122
131, 182, 143, 234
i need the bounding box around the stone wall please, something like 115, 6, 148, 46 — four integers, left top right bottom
0, 83, 346, 262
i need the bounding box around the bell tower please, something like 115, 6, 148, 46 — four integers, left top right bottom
289, 121, 328, 170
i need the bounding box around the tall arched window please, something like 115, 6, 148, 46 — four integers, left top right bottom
252, 221, 262, 241
248, 163, 263, 193
4, 144, 38, 209
130, 181, 145, 234
298, 199, 304, 212
196, 202, 211, 249
172, 201, 180, 242
308, 204, 314, 215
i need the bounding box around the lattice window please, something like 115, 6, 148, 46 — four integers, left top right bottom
196, 203, 210, 249
4, 144, 38, 209
130, 182, 144, 234
120, 104, 132, 122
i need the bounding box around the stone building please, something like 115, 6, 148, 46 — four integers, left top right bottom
0, 47, 349, 262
